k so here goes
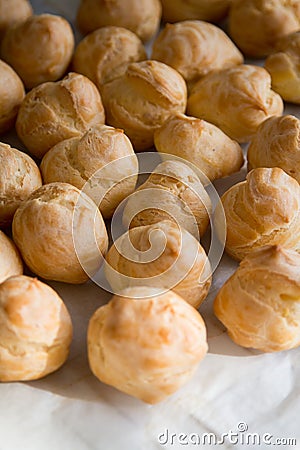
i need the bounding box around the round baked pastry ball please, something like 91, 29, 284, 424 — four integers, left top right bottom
1, 14, 75, 90
105, 220, 212, 309
152, 20, 243, 85
72, 26, 147, 93
248, 115, 300, 184
219, 167, 300, 261
0, 59, 24, 134
12, 183, 109, 284
187, 65, 284, 143
102, 61, 187, 151
154, 114, 244, 181
0, 142, 42, 227
214, 245, 300, 352
16, 72, 105, 159
88, 286, 208, 404
40, 125, 138, 219
229, 0, 300, 58
160, 0, 230, 23
0, 0, 32, 41
0, 231, 23, 283
265, 31, 300, 104
77, 0, 161, 42
123, 160, 212, 239
0, 275, 72, 381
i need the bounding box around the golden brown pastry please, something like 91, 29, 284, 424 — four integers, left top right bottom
154, 114, 244, 181
0, 0, 32, 41
105, 220, 212, 309
187, 65, 284, 143
102, 60, 187, 151
0, 142, 42, 227
40, 125, 138, 219
265, 31, 300, 104
219, 167, 300, 261
152, 20, 243, 85
77, 0, 161, 42
72, 26, 146, 93
16, 72, 105, 159
1, 14, 75, 90
247, 115, 300, 184
229, 0, 300, 57
0, 275, 72, 381
0, 59, 24, 134
160, 0, 230, 23
122, 160, 212, 238
12, 182, 108, 284
214, 245, 300, 352
0, 231, 23, 283
88, 286, 208, 404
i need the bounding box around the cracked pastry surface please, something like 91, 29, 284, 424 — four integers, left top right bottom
160, 0, 230, 23
88, 286, 208, 404
0, 275, 72, 381
0, 231, 23, 283
0, 0, 32, 41
214, 245, 300, 352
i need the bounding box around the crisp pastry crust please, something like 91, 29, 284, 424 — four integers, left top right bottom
1, 14, 75, 90
0, 231, 23, 283
0, 275, 72, 381
105, 220, 212, 308
160, 0, 230, 23
122, 160, 212, 238
187, 65, 284, 143
12, 182, 109, 284
214, 245, 300, 352
72, 26, 146, 93
219, 167, 300, 261
265, 31, 300, 104
0, 142, 42, 227
154, 113, 244, 181
0, 59, 24, 134
16, 72, 105, 159
229, 0, 300, 57
40, 125, 138, 219
152, 20, 243, 84
0, 0, 32, 41
88, 286, 208, 404
77, 0, 161, 42
102, 61, 187, 151
247, 115, 300, 184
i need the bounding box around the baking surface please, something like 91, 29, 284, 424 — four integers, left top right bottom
1, 1, 300, 449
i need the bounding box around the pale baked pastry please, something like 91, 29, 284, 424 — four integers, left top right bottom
160, 0, 230, 23
1, 14, 75, 90
72, 26, 146, 93
187, 65, 284, 143
0, 275, 72, 381
154, 114, 244, 181
0, 142, 42, 227
0, 59, 24, 134
88, 286, 208, 404
12, 183, 108, 284
102, 61, 187, 151
265, 31, 300, 104
40, 125, 138, 219
152, 20, 243, 85
247, 115, 300, 184
105, 220, 212, 309
77, 0, 161, 42
229, 0, 300, 57
214, 245, 300, 352
0, 231, 23, 283
219, 167, 300, 261
0, 0, 32, 41
122, 160, 212, 239
16, 72, 105, 158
